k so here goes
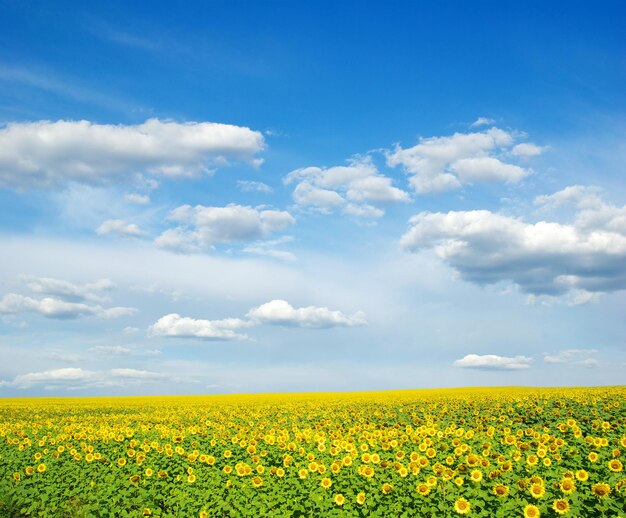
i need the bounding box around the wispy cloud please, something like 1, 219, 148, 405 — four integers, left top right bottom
543, 349, 599, 367
0, 63, 142, 113
454, 354, 532, 370
0, 367, 168, 389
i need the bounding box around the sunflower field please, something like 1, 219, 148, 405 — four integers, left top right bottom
1, 387, 625, 517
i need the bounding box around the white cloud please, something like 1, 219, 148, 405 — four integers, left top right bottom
153, 228, 201, 254
400, 189, 626, 299
526, 289, 602, 307
129, 284, 184, 301
0, 367, 166, 389
20, 275, 114, 302
470, 117, 496, 127
237, 180, 273, 193
386, 127, 536, 194
0, 293, 136, 320
124, 193, 150, 205
0, 118, 265, 190
89, 345, 132, 355
149, 313, 251, 340
534, 185, 604, 210
534, 185, 626, 236
45, 352, 83, 363
247, 299, 367, 328
156, 204, 295, 252
343, 203, 385, 218
454, 354, 532, 370
284, 157, 410, 217
292, 182, 346, 212
243, 237, 297, 262
511, 143, 546, 158
450, 157, 527, 182
96, 219, 146, 237
543, 349, 598, 367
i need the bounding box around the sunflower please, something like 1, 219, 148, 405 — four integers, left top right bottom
552, 499, 570, 515
356, 492, 366, 505
470, 469, 483, 482
145, 468, 153, 477
559, 479, 576, 494
187, 474, 196, 484
334, 494, 345, 506
608, 459, 623, 473
591, 483, 611, 498
527, 455, 539, 466
493, 484, 509, 497
588, 452, 599, 463
523, 504, 541, 518
530, 483, 545, 499
275, 467, 285, 477
320, 477, 332, 489
454, 498, 470, 515
416, 483, 431, 496
117, 458, 126, 467
298, 469, 308, 479
37, 463, 46, 473
382, 483, 393, 494
251, 476, 262, 488
575, 469, 589, 481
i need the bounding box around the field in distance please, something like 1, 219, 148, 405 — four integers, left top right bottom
1, 386, 625, 517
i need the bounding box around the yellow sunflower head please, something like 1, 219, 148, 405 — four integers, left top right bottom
591, 483, 611, 498
552, 499, 570, 515
454, 498, 470, 515
493, 484, 509, 497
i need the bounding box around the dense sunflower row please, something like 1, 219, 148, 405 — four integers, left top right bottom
1, 387, 625, 517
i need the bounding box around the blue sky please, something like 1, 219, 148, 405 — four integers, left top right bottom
0, 0, 624, 396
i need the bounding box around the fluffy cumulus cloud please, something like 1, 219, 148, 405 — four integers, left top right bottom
454, 354, 532, 370
543, 349, 599, 367
284, 157, 410, 217
149, 313, 252, 340
0, 293, 136, 319
149, 299, 367, 340
96, 219, 146, 237
19, 275, 114, 302
247, 299, 367, 328
386, 127, 540, 194
0, 367, 166, 389
0, 118, 265, 190
400, 187, 626, 301
155, 204, 295, 253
